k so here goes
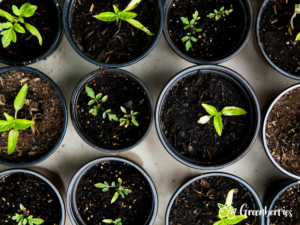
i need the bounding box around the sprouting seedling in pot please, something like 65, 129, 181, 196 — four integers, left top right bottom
198, 103, 247, 136
95, 178, 132, 203
181, 11, 202, 51
94, 0, 154, 36
290, 4, 300, 30
207, 7, 233, 21
0, 83, 35, 155
119, 106, 139, 128
213, 189, 247, 225
103, 218, 122, 225
0, 2, 43, 48
12, 204, 44, 225
85, 86, 118, 122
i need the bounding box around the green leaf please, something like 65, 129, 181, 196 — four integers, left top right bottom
8, 129, 18, 154
190, 19, 195, 25
198, 115, 212, 124
118, 12, 137, 20
1, 27, 15, 48
0, 9, 15, 22
96, 93, 102, 100
85, 86, 95, 98
214, 114, 223, 136
23, 218, 27, 225
103, 187, 109, 192
103, 112, 106, 119
118, 178, 122, 183
220, 6, 224, 11
94, 12, 118, 22
113, 5, 120, 15
221, 107, 247, 116
20, 3, 38, 18
104, 181, 109, 186
14, 23, 25, 33
295, 32, 300, 41
95, 183, 107, 188
185, 40, 192, 51
14, 119, 35, 130
102, 95, 108, 102
20, 204, 25, 211
218, 203, 225, 209
186, 32, 191, 35
103, 219, 114, 224
133, 112, 138, 116
126, 119, 130, 125
215, 15, 219, 20
132, 119, 139, 126
225, 189, 236, 206
12, 5, 21, 16
225, 215, 247, 224
184, 25, 189, 30
4, 113, 14, 122
28, 218, 44, 225
123, 0, 142, 12
11, 28, 17, 43
14, 84, 28, 111
180, 17, 189, 25
123, 189, 132, 195
111, 192, 119, 203
120, 120, 126, 126
0, 22, 13, 29
181, 36, 189, 42
126, 18, 154, 36
214, 9, 218, 14
19, 16, 24, 23
88, 100, 95, 105
93, 106, 99, 116
111, 182, 116, 186
120, 106, 127, 113
213, 221, 224, 225
193, 11, 198, 19
0, 120, 13, 132
202, 103, 217, 116
109, 114, 118, 121
24, 23, 42, 45
106, 109, 111, 113
195, 28, 202, 32
191, 36, 197, 42
207, 13, 215, 18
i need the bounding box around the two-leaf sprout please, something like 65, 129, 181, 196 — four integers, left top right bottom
0, 84, 35, 155
94, 0, 154, 36
12, 204, 44, 225
103, 218, 122, 225
198, 103, 246, 136
207, 7, 233, 21
0, 2, 42, 48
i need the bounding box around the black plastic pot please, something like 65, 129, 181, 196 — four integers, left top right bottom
163, 0, 253, 64
155, 65, 261, 170
0, 0, 62, 66
165, 172, 265, 225
0, 66, 68, 167
66, 157, 158, 225
62, 0, 164, 68
262, 83, 300, 180
0, 168, 66, 225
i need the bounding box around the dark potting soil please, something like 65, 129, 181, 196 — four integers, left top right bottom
77, 73, 151, 149
160, 72, 250, 163
266, 87, 300, 176
169, 176, 259, 225
259, 0, 300, 76
0, 70, 64, 163
70, 0, 160, 64
167, 0, 245, 60
0, 173, 62, 225
0, 0, 59, 62
76, 161, 153, 225
270, 184, 300, 224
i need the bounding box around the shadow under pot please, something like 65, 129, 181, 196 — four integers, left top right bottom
70, 69, 154, 152
62, 0, 163, 67
163, 0, 253, 64
155, 65, 261, 170
0, 168, 66, 225
66, 157, 158, 225
262, 83, 300, 180
166, 172, 265, 225
0, 66, 68, 167
0, 0, 62, 66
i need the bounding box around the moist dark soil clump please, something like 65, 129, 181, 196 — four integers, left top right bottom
0, 173, 62, 225
70, 0, 160, 64
77, 73, 151, 149
0, 70, 64, 163
266, 87, 300, 175
259, 0, 300, 75
169, 176, 259, 225
0, 0, 59, 62
76, 161, 153, 225
167, 0, 245, 60
160, 72, 250, 163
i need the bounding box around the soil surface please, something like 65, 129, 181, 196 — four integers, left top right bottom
167, 0, 245, 60
0, 0, 59, 62
270, 184, 300, 224
0, 70, 64, 163
266, 87, 300, 176
169, 176, 259, 225
77, 73, 151, 149
259, 0, 300, 76
0, 172, 62, 225
76, 160, 153, 225
70, 0, 159, 64
160, 71, 250, 164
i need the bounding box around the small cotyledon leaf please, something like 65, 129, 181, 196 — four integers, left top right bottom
14, 83, 28, 111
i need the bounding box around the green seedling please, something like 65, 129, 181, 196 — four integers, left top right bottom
103, 218, 122, 225
296, 32, 300, 41
119, 106, 139, 128
95, 178, 132, 203
181, 11, 202, 51
207, 7, 233, 21
12, 204, 44, 225
291, 4, 300, 30
94, 0, 154, 36
0, 84, 35, 155
0, 2, 42, 48
85, 86, 118, 121
198, 103, 247, 136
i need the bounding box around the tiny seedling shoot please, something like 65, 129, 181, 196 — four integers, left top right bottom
119, 106, 139, 128
94, 0, 154, 36
207, 7, 233, 21
290, 4, 300, 30
95, 178, 132, 203
181, 11, 202, 51
214, 189, 247, 225
103, 218, 122, 225
0, 84, 35, 155
0, 3, 43, 48
296, 32, 300, 41
198, 103, 247, 136
12, 204, 44, 225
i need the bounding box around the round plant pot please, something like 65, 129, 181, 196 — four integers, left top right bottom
66, 157, 158, 225
0, 66, 68, 167
0, 0, 62, 66
166, 172, 265, 225
163, 0, 253, 64
155, 65, 261, 170
262, 83, 300, 180
62, 0, 164, 67
70, 68, 154, 153
0, 168, 66, 225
